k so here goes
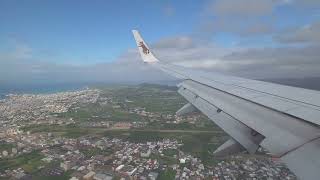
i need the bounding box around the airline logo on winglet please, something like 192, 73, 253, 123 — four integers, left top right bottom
132, 30, 159, 63
138, 41, 150, 55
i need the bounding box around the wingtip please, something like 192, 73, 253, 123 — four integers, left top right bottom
132, 29, 138, 35
131, 29, 159, 63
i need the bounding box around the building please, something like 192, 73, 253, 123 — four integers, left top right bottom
148, 172, 159, 180
94, 173, 113, 180
2, 150, 8, 157
115, 165, 124, 171
83, 171, 96, 180
60, 161, 71, 171
119, 165, 137, 176
140, 149, 151, 158
12, 148, 17, 155
113, 122, 132, 129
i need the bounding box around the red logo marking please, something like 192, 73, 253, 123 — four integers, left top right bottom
139, 42, 150, 55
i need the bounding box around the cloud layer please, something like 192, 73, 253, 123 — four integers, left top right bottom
1, 34, 320, 86
1, 1, 320, 85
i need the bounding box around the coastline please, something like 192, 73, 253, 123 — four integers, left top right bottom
0, 84, 88, 99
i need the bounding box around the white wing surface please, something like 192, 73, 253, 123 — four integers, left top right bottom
132, 30, 320, 180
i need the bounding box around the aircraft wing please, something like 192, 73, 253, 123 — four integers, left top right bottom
132, 30, 320, 180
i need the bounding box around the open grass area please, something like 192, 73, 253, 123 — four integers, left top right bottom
21, 124, 106, 138
18, 84, 228, 169
98, 84, 186, 114
45, 84, 220, 132
0, 151, 44, 173
80, 147, 112, 158
0, 141, 15, 152
179, 133, 228, 165
21, 123, 227, 165
63, 84, 184, 123
159, 155, 178, 165
147, 120, 220, 131
157, 168, 176, 180
32, 161, 73, 180
102, 129, 227, 165
32, 173, 72, 180
58, 102, 146, 122
163, 148, 178, 157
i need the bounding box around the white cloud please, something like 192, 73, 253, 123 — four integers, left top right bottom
163, 4, 175, 17
198, 0, 280, 38
0, 41, 33, 61
12, 43, 33, 59
1, 33, 320, 85
289, 0, 320, 7
275, 21, 320, 44
221, 44, 320, 78
206, 0, 276, 17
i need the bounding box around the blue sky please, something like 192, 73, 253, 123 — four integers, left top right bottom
0, 0, 316, 64
0, 0, 319, 85
0, 0, 203, 64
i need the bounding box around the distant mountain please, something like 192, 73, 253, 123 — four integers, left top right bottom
138, 83, 178, 90
149, 77, 320, 92
1, 77, 319, 98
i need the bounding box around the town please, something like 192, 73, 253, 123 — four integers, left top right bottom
0, 84, 297, 180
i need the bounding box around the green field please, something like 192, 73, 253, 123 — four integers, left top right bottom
19, 84, 228, 169
97, 84, 186, 114
163, 148, 178, 157
58, 84, 180, 123
32, 161, 73, 180
21, 124, 105, 138
157, 168, 176, 180
0, 142, 15, 152
80, 147, 112, 158
0, 151, 73, 179
146, 120, 221, 131
20, 123, 227, 165
0, 151, 44, 173
58, 102, 145, 122
22, 123, 227, 166
51, 84, 220, 132
103, 129, 227, 165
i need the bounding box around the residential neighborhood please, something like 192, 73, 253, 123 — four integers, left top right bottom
0, 85, 297, 179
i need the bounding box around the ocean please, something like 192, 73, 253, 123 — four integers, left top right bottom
0, 83, 88, 99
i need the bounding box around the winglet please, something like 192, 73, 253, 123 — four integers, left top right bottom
132, 30, 159, 63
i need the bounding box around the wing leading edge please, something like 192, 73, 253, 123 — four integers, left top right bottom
132, 30, 320, 180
